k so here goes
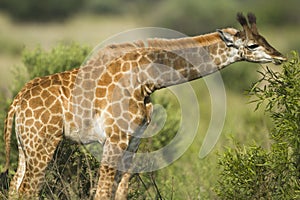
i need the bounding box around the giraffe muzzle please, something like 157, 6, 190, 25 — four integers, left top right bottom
273, 56, 287, 65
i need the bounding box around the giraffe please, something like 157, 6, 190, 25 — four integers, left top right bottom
2, 13, 286, 199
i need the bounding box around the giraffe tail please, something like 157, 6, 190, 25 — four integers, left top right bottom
3, 98, 18, 173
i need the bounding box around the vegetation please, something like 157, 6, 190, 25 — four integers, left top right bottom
0, 0, 84, 22
216, 52, 300, 199
1, 0, 300, 29
0, 0, 299, 199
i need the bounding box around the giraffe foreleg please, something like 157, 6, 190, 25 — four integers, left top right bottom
114, 172, 131, 200
95, 134, 130, 200
114, 124, 147, 200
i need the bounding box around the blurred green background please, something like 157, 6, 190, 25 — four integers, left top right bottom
0, 0, 299, 199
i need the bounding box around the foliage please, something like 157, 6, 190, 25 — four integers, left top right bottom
84, 0, 123, 14
0, 0, 84, 22
149, 0, 300, 35
1, 0, 300, 26
22, 43, 90, 80
216, 52, 300, 199
217, 145, 271, 199
40, 140, 99, 199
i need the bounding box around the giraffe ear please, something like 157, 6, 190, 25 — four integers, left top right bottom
217, 29, 234, 47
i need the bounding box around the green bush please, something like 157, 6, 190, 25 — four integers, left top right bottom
40, 140, 99, 199
149, 0, 300, 35
22, 43, 90, 80
216, 51, 300, 199
0, 0, 84, 22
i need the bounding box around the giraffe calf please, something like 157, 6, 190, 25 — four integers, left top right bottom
2, 13, 285, 200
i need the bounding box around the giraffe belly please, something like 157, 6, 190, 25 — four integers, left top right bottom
64, 116, 107, 145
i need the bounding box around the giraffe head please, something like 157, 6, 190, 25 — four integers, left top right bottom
217, 12, 286, 65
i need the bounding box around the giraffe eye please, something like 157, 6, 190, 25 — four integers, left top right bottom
247, 44, 259, 50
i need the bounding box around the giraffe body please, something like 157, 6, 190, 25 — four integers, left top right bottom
3, 13, 286, 199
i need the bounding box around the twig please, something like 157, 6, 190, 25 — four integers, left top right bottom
150, 172, 163, 200
137, 174, 153, 199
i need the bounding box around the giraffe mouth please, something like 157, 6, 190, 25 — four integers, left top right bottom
272, 57, 287, 65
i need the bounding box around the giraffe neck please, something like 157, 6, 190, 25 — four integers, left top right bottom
134, 29, 241, 95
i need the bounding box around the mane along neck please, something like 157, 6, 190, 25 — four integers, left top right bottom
147, 32, 223, 51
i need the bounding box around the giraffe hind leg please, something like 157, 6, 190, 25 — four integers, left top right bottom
9, 135, 26, 199
10, 129, 63, 199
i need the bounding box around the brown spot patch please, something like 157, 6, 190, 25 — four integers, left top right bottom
49, 115, 60, 125
98, 72, 112, 86
119, 142, 127, 150
46, 125, 58, 133
41, 90, 51, 99
95, 87, 107, 98
113, 73, 123, 82
65, 112, 73, 121
25, 118, 34, 126
44, 95, 56, 107
34, 121, 43, 130
25, 109, 33, 117
31, 86, 42, 97
49, 100, 61, 114
40, 79, 51, 89
20, 100, 28, 110
214, 57, 221, 66
33, 107, 45, 119
128, 99, 138, 114
105, 127, 113, 137
29, 97, 43, 108
112, 103, 122, 117
117, 118, 129, 131
137, 55, 151, 66
41, 110, 51, 123
122, 52, 140, 62
108, 61, 121, 74
95, 98, 107, 108
121, 62, 131, 72
107, 84, 116, 97
110, 133, 119, 143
